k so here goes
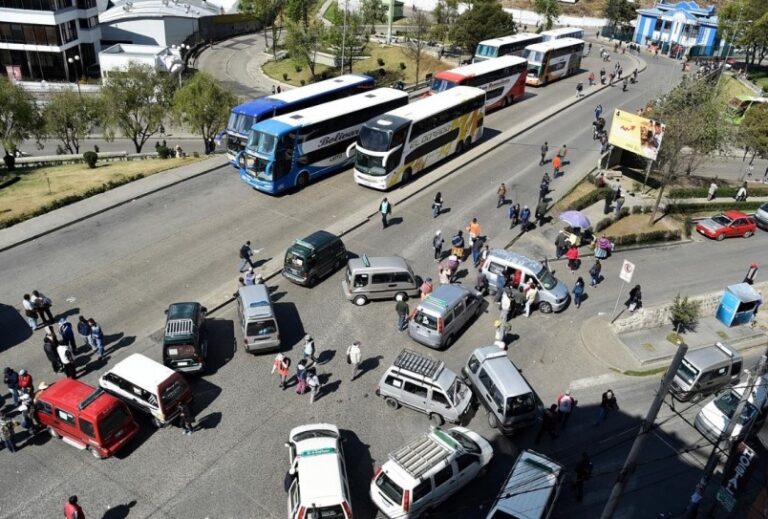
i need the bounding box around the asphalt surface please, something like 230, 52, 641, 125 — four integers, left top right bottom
2, 48, 765, 519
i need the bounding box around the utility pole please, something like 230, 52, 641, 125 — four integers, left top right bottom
386, 0, 394, 44
600, 342, 688, 519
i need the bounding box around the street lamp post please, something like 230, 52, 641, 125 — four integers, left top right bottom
67, 55, 81, 97
173, 44, 190, 87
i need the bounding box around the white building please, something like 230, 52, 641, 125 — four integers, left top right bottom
98, 42, 182, 78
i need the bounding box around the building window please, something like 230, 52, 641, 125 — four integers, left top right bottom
0, 0, 75, 10
76, 0, 96, 8
58, 19, 78, 44
78, 16, 97, 29
0, 22, 58, 45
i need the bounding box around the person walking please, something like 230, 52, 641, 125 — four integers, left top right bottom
31, 290, 54, 323
588, 71, 595, 86
575, 81, 584, 98
539, 142, 548, 166
494, 272, 507, 305
556, 389, 577, 428
88, 319, 105, 359
493, 320, 508, 349
239, 241, 255, 272
552, 154, 562, 178
466, 218, 482, 247
420, 278, 434, 300
475, 270, 489, 295
21, 294, 38, 331
396, 298, 410, 331
594, 104, 603, 120
346, 341, 362, 381
534, 404, 559, 444
58, 343, 76, 378
573, 277, 585, 308
500, 288, 512, 322
573, 452, 593, 503
295, 359, 308, 394
0, 413, 18, 453
566, 246, 580, 274
508, 203, 520, 229
525, 283, 538, 317
432, 192, 443, 218
471, 236, 483, 267
707, 181, 718, 201
432, 231, 443, 261
178, 401, 195, 435
628, 284, 642, 312
558, 144, 568, 164
735, 182, 748, 202
76, 316, 91, 348
302, 335, 316, 364
3, 367, 20, 406
519, 206, 531, 232
496, 183, 507, 208
271, 353, 291, 389
43, 337, 61, 373
535, 200, 547, 227
589, 260, 602, 287
64, 495, 85, 519
596, 389, 619, 425
614, 194, 625, 216
307, 369, 321, 404
379, 198, 392, 228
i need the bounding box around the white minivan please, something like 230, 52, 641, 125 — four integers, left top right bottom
486, 450, 564, 519
694, 373, 768, 443
285, 423, 353, 519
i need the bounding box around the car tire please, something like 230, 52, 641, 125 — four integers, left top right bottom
385, 397, 400, 410
48, 426, 60, 439
744, 231, 753, 238
308, 275, 319, 288
90, 446, 103, 459
716, 233, 725, 241
353, 295, 368, 306
502, 96, 510, 108
429, 413, 445, 426
444, 334, 455, 348
463, 136, 472, 151
487, 411, 498, 429
152, 417, 164, 428
539, 301, 553, 314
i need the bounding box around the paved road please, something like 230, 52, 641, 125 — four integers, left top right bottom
3, 51, 761, 518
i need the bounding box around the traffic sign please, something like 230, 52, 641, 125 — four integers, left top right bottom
619, 260, 635, 283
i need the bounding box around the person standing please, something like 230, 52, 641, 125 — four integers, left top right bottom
589, 260, 602, 287
295, 359, 308, 394
471, 237, 482, 267
566, 246, 580, 274
307, 369, 321, 404
76, 316, 91, 348
496, 183, 507, 207
535, 200, 547, 227
573, 277, 585, 308
573, 452, 593, 503
346, 341, 362, 381
552, 154, 562, 178
508, 203, 520, 229
539, 142, 548, 166
3, 367, 20, 406
596, 389, 619, 425
628, 285, 642, 312
432, 231, 443, 261
707, 181, 718, 201
500, 288, 512, 322
63, 496, 85, 519
244, 268, 256, 285
21, 294, 38, 331
178, 401, 195, 435
494, 272, 507, 305
519, 206, 531, 232
31, 290, 54, 323
239, 241, 255, 272
379, 198, 392, 228
271, 353, 291, 389
525, 283, 538, 317
735, 182, 748, 202
17, 369, 33, 395
58, 343, 76, 378
588, 71, 595, 86
556, 389, 577, 428
58, 318, 76, 355
466, 218, 482, 246
575, 81, 584, 98
432, 192, 443, 218
614, 194, 625, 217
420, 278, 433, 300
534, 404, 559, 444
43, 337, 61, 373
88, 319, 104, 359
0, 413, 18, 453
302, 335, 316, 364
396, 299, 410, 331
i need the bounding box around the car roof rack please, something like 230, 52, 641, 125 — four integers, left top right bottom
393, 349, 444, 379
389, 430, 452, 479
78, 388, 105, 410
165, 318, 194, 337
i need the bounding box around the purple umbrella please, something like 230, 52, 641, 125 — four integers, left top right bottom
559, 210, 591, 229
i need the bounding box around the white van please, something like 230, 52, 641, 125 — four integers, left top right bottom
694, 373, 768, 443
285, 423, 353, 519
486, 450, 564, 519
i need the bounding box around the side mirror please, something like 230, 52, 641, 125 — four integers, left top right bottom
164, 309, 168, 315
284, 442, 290, 448
201, 307, 208, 313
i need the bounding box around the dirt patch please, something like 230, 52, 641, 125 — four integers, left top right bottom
552, 182, 597, 214
602, 213, 681, 236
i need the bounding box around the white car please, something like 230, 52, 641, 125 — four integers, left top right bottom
694, 374, 768, 443
285, 423, 353, 519
370, 426, 493, 518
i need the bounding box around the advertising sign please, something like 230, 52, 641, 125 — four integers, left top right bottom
608, 109, 665, 161
717, 442, 758, 512
5, 65, 22, 81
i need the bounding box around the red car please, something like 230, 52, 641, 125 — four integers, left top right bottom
34, 379, 139, 459
696, 210, 757, 241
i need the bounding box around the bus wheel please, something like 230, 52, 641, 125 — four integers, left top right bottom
463, 137, 472, 150
455, 141, 464, 156
296, 172, 309, 190
502, 96, 510, 108
402, 168, 412, 185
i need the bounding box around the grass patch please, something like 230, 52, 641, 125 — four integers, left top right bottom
0, 157, 205, 227
641, 342, 656, 352
603, 213, 681, 236
322, 1, 339, 22
716, 75, 754, 105
552, 181, 598, 214
716, 330, 729, 339
262, 59, 332, 87
666, 332, 683, 345
746, 66, 768, 91
623, 366, 669, 377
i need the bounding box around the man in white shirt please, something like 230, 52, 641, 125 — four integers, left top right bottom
57, 344, 76, 379
22, 294, 38, 330
346, 341, 362, 381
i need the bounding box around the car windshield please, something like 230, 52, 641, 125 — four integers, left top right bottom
447, 429, 481, 454
161, 379, 188, 406
285, 251, 305, 269
292, 429, 339, 442
375, 471, 404, 504
306, 505, 345, 519
448, 378, 469, 407
536, 266, 558, 290
711, 215, 733, 226
676, 359, 700, 386
247, 130, 278, 155
431, 78, 458, 93
98, 406, 131, 440
358, 126, 391, 152
247, 319, 277, 337
355, 152, 386, 176
714, 390, 759, 425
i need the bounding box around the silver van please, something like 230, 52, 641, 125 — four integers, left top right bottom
669, 342, 743, 401
237, 284, 281, 353
376, 349, 473, 426
463, 346, 541, 433
480, 249, 570, 313
342, 255, 420, 306
486, 450, 564, 519
408, 284, 484, 349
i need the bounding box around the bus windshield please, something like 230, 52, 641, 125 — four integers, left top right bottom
228, 112, 255, 135
475, 44, 498, 58
247, 131, 278, 155
355, 152, 386, 176
524, 50, 544, 65
431, 78, 459, 93
358, 126, 391, 152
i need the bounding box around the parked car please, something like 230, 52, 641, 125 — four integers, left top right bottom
282, 230, 347, 287
695, 210, 757, 240
370, 426, 493, 518
754, 202, 768, 231
34, 379, 139, 459
407, 284, 484, 349
694, 373, 768, 443
162, 302, 208, 374
669, 342, 742, 402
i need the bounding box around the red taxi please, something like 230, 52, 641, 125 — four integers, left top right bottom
695, 210, 756, 241
34, 379, 139, 459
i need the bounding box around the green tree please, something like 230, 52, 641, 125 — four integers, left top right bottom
43, 91, 105, 154
0, 77, 42, 164
738, 103, 768, 164
403, 9, 432, 86
449, 1, 516, 55
646, 81, 730, 222
360, 0, 387, 35
431, 0, 459, 44
669, 294, 701, 332
603, 0, 634, 38
240, 0, 284, 60
534, 0, 560, 31
284, 0, 311, 28
286, 19, 326, 79
172, 71, 238, 152
719, 0, 768, 69
100, 63, 174, 153
325, 6, 365, 74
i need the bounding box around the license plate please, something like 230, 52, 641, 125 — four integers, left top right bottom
168, 348, 178, 355
177, 361, 190, 366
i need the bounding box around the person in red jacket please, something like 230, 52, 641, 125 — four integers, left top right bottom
17, 369, 33, 395
64, 495, 84, 519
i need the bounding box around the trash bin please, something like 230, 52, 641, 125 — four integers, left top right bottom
716, 283, 761, 327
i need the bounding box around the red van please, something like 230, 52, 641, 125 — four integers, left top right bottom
34, 379, 139, 459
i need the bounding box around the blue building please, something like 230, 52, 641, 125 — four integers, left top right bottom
633, 1, 720, 57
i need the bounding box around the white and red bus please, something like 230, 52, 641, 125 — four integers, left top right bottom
523, 38, 585, 86
473, 32, 543, 62
429, 55, 527, 111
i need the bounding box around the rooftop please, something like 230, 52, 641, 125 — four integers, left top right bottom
99, 0, 220, 23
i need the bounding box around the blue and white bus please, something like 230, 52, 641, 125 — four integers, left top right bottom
238, 88, 409, 194
225, 74, 375, 166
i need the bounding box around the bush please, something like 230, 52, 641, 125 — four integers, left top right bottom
377, 58, 385, 66
669, 293, 701, 332
642, 205, 653, 214
619, 206, 630, 218
631, 205, 642, 214
609, 233, 637, 246
399, 62, 406, 70
668, 186, 768, 199
594, 217, 613, 232
156, 145, 172, 159
82, 151, 98, 169
193, 151, 200, 158
282, 72, 289, 81
566, 187, 610, 211
300, 79, 306, 86
294, 65, 302, 73
667, 201, 763, 214
683, 217, 694, 238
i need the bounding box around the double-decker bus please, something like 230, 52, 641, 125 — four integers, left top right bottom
225, 74, 375, 166
351, 86, 485, 191
473, 33, 543, 62
429, 56, 527, 111
541, 27, 585, 41
523, 38, 585, 86
238, 88, 408, 194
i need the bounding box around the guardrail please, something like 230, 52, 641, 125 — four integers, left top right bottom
11, 151, 159, 169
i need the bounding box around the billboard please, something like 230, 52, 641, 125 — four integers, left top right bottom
717, 442, 759, 512
608, 109, 665, 161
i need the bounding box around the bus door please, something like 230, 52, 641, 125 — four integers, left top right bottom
273, 132, 296, 180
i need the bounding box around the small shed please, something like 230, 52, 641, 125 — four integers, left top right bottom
715, 283, 761, 327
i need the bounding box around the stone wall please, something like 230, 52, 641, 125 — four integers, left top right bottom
611, 281, 768, 334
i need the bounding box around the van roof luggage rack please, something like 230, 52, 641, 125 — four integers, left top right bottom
166, 318, 194, 337
389, 431, 452, 479
393, 349, 444, 379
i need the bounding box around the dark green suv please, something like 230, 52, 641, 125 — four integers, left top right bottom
162, 302, 208, 374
